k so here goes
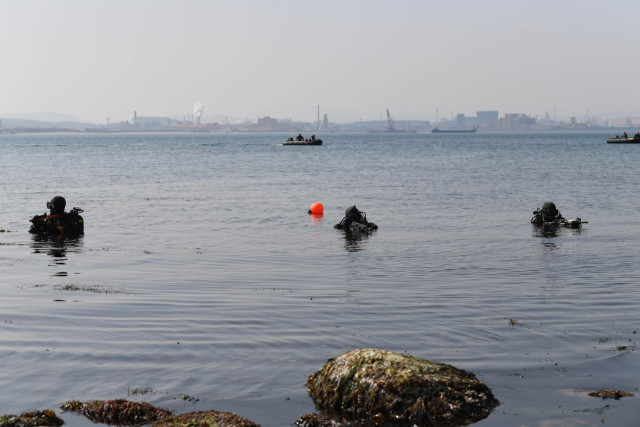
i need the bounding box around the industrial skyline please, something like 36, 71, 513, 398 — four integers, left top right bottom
1, 1, 639, 125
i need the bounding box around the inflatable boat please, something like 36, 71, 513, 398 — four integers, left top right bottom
607, 136, 640, 144
283, 139, 323, 146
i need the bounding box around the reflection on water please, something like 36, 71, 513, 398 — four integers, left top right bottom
532, 223, 584, 239
30, 234, 84, 264
309, 213, 324, 225
532, 223, 561, 239
342, 231, 370, 252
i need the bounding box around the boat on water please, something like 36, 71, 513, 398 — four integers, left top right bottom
607, 134, 640, 144
283, 139, 323, 146
432, 126, 479, 133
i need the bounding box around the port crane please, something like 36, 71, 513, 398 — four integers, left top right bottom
386, 108, 395, 131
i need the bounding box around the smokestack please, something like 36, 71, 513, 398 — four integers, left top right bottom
193, 102, 204, 125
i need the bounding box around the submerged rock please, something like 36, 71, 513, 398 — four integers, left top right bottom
588, 389, 635, 400
306, 349, 499, 426
60, 400, 170, 425
0, 411, 64, 427
154, 410, 261, 427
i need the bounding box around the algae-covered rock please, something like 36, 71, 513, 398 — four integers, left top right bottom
294, 413, 350, 427
60, 400, 170, 425
0, 410, 64, 427
588, 389, 635, 400
307, 349, 499, 426
153, 410, 261, 427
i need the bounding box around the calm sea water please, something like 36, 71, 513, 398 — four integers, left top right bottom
1, 132, 639, 427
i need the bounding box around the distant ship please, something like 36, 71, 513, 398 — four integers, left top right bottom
431, 126, 479, 133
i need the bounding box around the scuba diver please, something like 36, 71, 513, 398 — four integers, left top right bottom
623, 132, 628, 138
296, 133, 304, 141
310, 135, 316, 141
29, 196, 84, 237
334, 205, 378, 233
531, 201, 586, 229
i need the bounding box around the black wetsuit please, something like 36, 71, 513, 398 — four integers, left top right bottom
296, 135, 304, 141
334, 206, 378, 231
531, 211, 564, 225
29, 210, 84, 237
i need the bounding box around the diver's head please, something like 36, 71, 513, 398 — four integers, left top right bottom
541, 201, 558, 221
345, 205, 360, 220
47, 196, 66, 214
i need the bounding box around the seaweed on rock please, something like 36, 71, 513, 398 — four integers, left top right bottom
0, 411, 64, 427
294, 413, 351, 427
60, 400, 171, 425
588, 389, 635, 400
153, 410, 261, 427
306, 349, 499, 426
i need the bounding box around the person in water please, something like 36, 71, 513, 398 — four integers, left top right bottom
296, 133, 304, 141
531, 201, 585, 228
334, 205, 378, 232
29, 196, 84, 236
531, 201, 562, 224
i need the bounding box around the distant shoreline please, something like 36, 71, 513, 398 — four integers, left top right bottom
1, 128, 636, 135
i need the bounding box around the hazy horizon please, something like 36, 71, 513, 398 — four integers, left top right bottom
2, 0, 639, 124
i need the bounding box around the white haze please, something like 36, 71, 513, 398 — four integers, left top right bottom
0, 0, 639, 124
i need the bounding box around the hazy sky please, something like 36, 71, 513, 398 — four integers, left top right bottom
1, 0, 639, 123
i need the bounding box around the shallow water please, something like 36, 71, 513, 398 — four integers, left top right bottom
1, 132, 639, 427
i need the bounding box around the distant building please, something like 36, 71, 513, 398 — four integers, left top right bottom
477, 111, 498, 124
344, 119, 430, 131
136, 116, 172, 127
613, 118, 640, 127
492, 114, 536, 130
251, 116, 294, 131
258, 116, 278, 126
456, 114, 465, 126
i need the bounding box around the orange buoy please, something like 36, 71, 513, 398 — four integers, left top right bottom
309, 202, 324, 214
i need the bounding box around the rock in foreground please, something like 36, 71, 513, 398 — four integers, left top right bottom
588, 389, 635, 400
307, 349, 499, 426
154, 410, 261, 427
294, 413, 350, 427
0, 411, 64, 427
60, 400, 170, 425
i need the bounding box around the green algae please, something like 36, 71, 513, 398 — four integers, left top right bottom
154, 410, 260, 427
306, 348, 499, 426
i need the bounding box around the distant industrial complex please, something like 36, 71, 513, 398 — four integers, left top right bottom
1, 103, 639, 134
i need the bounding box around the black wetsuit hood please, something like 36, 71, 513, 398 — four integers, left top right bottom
47, 196, 66, 215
